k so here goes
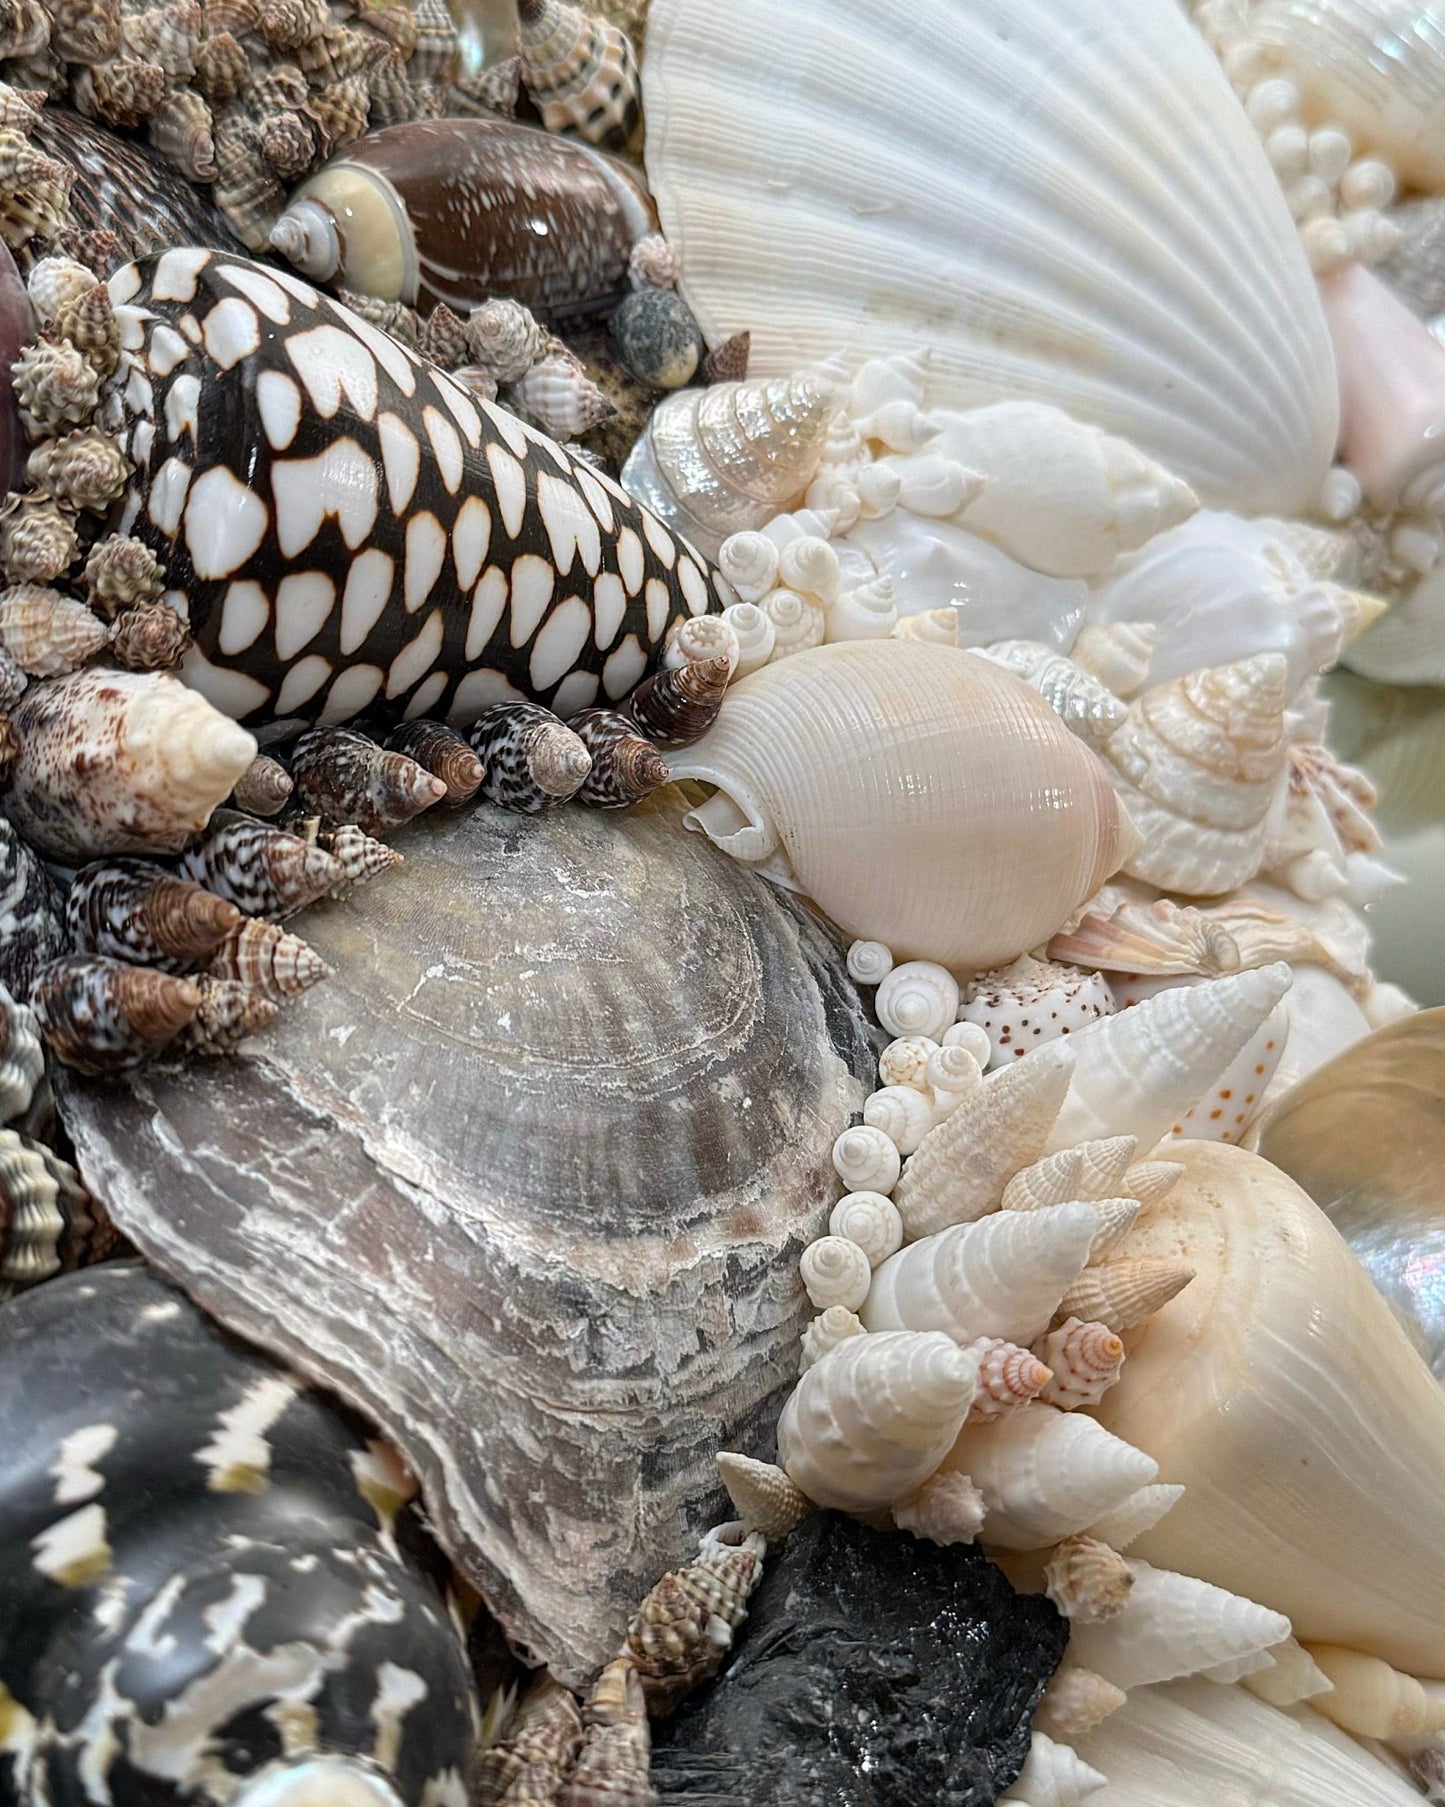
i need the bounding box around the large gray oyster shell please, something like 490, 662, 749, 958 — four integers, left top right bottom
59, 793, 876, 1685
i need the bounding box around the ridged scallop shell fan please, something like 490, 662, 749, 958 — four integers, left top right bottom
641, 0, 1339, 516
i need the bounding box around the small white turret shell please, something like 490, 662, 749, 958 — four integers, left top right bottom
831, 1123, 901, 1196
1239, 1637, 1335, 1708
863, 1199, 1098, 1351
894, 1042, 1075, 1239
667, 643, 1135, 972
1047, 963, 1294, 1153
891, 607, 961, 646
776, 535, 841, 605
776, 1329, 978, 1513
1084, 1483, 1186, 1552
876, 960, 960, 1042
1000, 1731, 1109, 1807
892, 1469, 987, 1546
1032, 1666, 1129, 1742
828, 1192, 904, 1267
862, 1083, 937, 1155
846, 937, 894, 987
826, 576, 898, 642
720, 601, 776, 678
925, 1043, 985, 1117
798, 1305, 866, 1371
1068, 1559, 1291, 1690
941, 1020, 993, 1064
947, 1403, 1158, 1550
799, 1234, 872, 1311
717, 531, 780, 603
758, 586, 826, 659
1303, 1645, 1445, 1742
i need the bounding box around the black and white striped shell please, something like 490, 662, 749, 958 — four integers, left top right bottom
0, 1262, 481, 1807
56, 793, 878, 1687
107, 247, 730, 729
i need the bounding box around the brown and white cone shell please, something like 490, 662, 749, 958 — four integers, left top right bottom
0, 1125, 117, 1300
1035, 1317, 1127, 1411
5, 668, 256, 862
205, 917, 330, 999
1044, 1534, 1135, 1623
30, 951, 202, 1073
892, 1469, 987, 1546
289, 726, 447, 834
965, 1336, 1053, 1422
0, 982, 44, 1125
316, 823, 403, 896
628, 652, 728, 748
0, 581, 106, 675
798, 1304, 865, 1372
469, 700, 593, 812
231, 753, 294, 816
477, 1676, 584, 1807
625, 1528, 764, 1717
1054, 1258, 1195, 1334
1031, 1665, 1128, 1741
65, 857, 243, 972
179, 809, 343, 920
715, 1452, 814, 1540
178, 975, 278, 1056
777, 1329, 979, 1514
558, 1654, 652, 1807
569, 707, 669, 809
383, 719, 486, 804
958, 954, 1116, 1070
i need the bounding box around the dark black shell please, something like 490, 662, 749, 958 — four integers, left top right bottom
108, 248, 728, 729
0, 1262, 480, 1807
29, 110, 248, 264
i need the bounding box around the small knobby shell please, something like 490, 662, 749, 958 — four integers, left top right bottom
758, 585, 825, 659
831, 1123, 901, 1195
669, 643, 1134, 971
798, 1304, 866, 1371
877, 1035, 938, 1091
828, 1191, 904, 1267
1044, 1534, 1135, 1623
892, 1470, 987, 1546
624, 1527, 765, 1716
662, 611, 739, 676
206, 919, 330, 999
965, 1336, 1054, 1422
799, 1233, 872, 1311
0, 982, 44, 1125
875, 960, 960, 1043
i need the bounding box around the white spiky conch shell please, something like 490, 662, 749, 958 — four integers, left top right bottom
1066, 1558, 1290, 1690
1046, 963, 1294, 1153
972, 643, 1128, 752
1100, 654, 1291, 896
775, 1329, 978, 1513
1088, 510, 1386, 696
1073, 1676, 1428, 1807
1094, 1139, 1445, 1677
943, 1402, 1158, 1549
862, 1199, 1098, 1349
641, 0, 1337, 515
666, 642, 1134, 971
911, 402, 1198, 580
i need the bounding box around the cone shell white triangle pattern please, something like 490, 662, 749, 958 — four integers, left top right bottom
107, 249, 730, 729
642, 0, 1338, 514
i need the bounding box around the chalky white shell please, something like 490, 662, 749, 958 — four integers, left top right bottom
642, 0, 1338, 514
668, 643, 1132, 971
1067, 1559, 1290, 1690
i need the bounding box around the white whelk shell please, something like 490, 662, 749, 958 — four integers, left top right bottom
757, 586, 825, 659
863, 1199, 1098, 1349
827, 1192, 903, 1268
775, 1329, 978, 1513
923, 402, 1198, 580
1239, 1637, 1334, 1708
667, 643, 1135, 971
1032, 1666, 1129, 1742
943, 1403, 1159, 1549
862, 1084, 936, 1156
717, 531, 779, 603
825, 576, 898, 642
1047, 963, 1295, 1153
875, 960, 959, 1043
798, 1305, 866, 1371
1101, 654, 1291, 896
799, 1234, 872, 1311
974, 640, 1128, 750
1303, 1645, 1445, 1742
891, 1469, 987, 1545
642, 0, 1338, 514
1071, 621, 1156, 700
1084, 1483, 1186, 1552
894, 1043, 1076, 1239
877, 1036, 939, 1091
831, 1123, 901, 1196
957, 955, 1115, 1071
720, 601, 776, 679
1068, 1559, 1291, 1691
1000, 1731, 1108, 1807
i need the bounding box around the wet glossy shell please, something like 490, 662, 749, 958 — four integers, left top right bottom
108, 248, 728, 728
56, 792, 878, 1686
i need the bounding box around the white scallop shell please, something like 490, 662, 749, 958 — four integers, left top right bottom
776, 1328, 979, 1513
668, 643, 1133, 973
862, 1199, 1098, 1348
642, 0, 1338, 515
944, 1402, 1159, 1549
1068, 1559, 1291, 1690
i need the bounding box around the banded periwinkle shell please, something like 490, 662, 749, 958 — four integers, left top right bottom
269, 117, 657, 319
0, 1262, 482, 1807
107, 247, 729, 729
56, 793, 878, 1685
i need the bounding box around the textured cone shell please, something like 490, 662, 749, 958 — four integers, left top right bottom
642, 0, 1338, 515
1002, 1137, 1136, 1212
669, 643, 1129, 971
0, 986, 44, 1125
1055, 1257, 1195, 1334
1068, 1559, 1290, 1691
945, 1402, 1158, 1549
1048, 963, 1294, 1153
1084, 1482, 1185, 1552
863, 1199, 1098, 1348
715, 1452, 814, 1539
1032, 1665, 1128, 1742
1095, 1140, 1445, 1676
776, 1328, 978, 1513
66, 860, 245, 971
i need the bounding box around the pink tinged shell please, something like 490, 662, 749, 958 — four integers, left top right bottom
1168, 1000, 1288, 1145
668, 642, 1133, 972
1034, 1317, 1126, 1411
1321, 261, 1445, 511
964, 1336, 1053, 1422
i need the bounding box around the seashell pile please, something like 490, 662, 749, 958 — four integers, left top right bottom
0, 0, 1442, 1803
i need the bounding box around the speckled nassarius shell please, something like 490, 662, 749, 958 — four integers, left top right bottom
666, 642, 1135, 971
107, 247, 729, 729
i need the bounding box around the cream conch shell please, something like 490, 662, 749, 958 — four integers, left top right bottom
775, 1329, 978, 1513
1094, 1140, 1445, 1677
1032, 1666, 1129, 1742
666, 642, 1136, 971
1302, 1644, 1445, 1742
